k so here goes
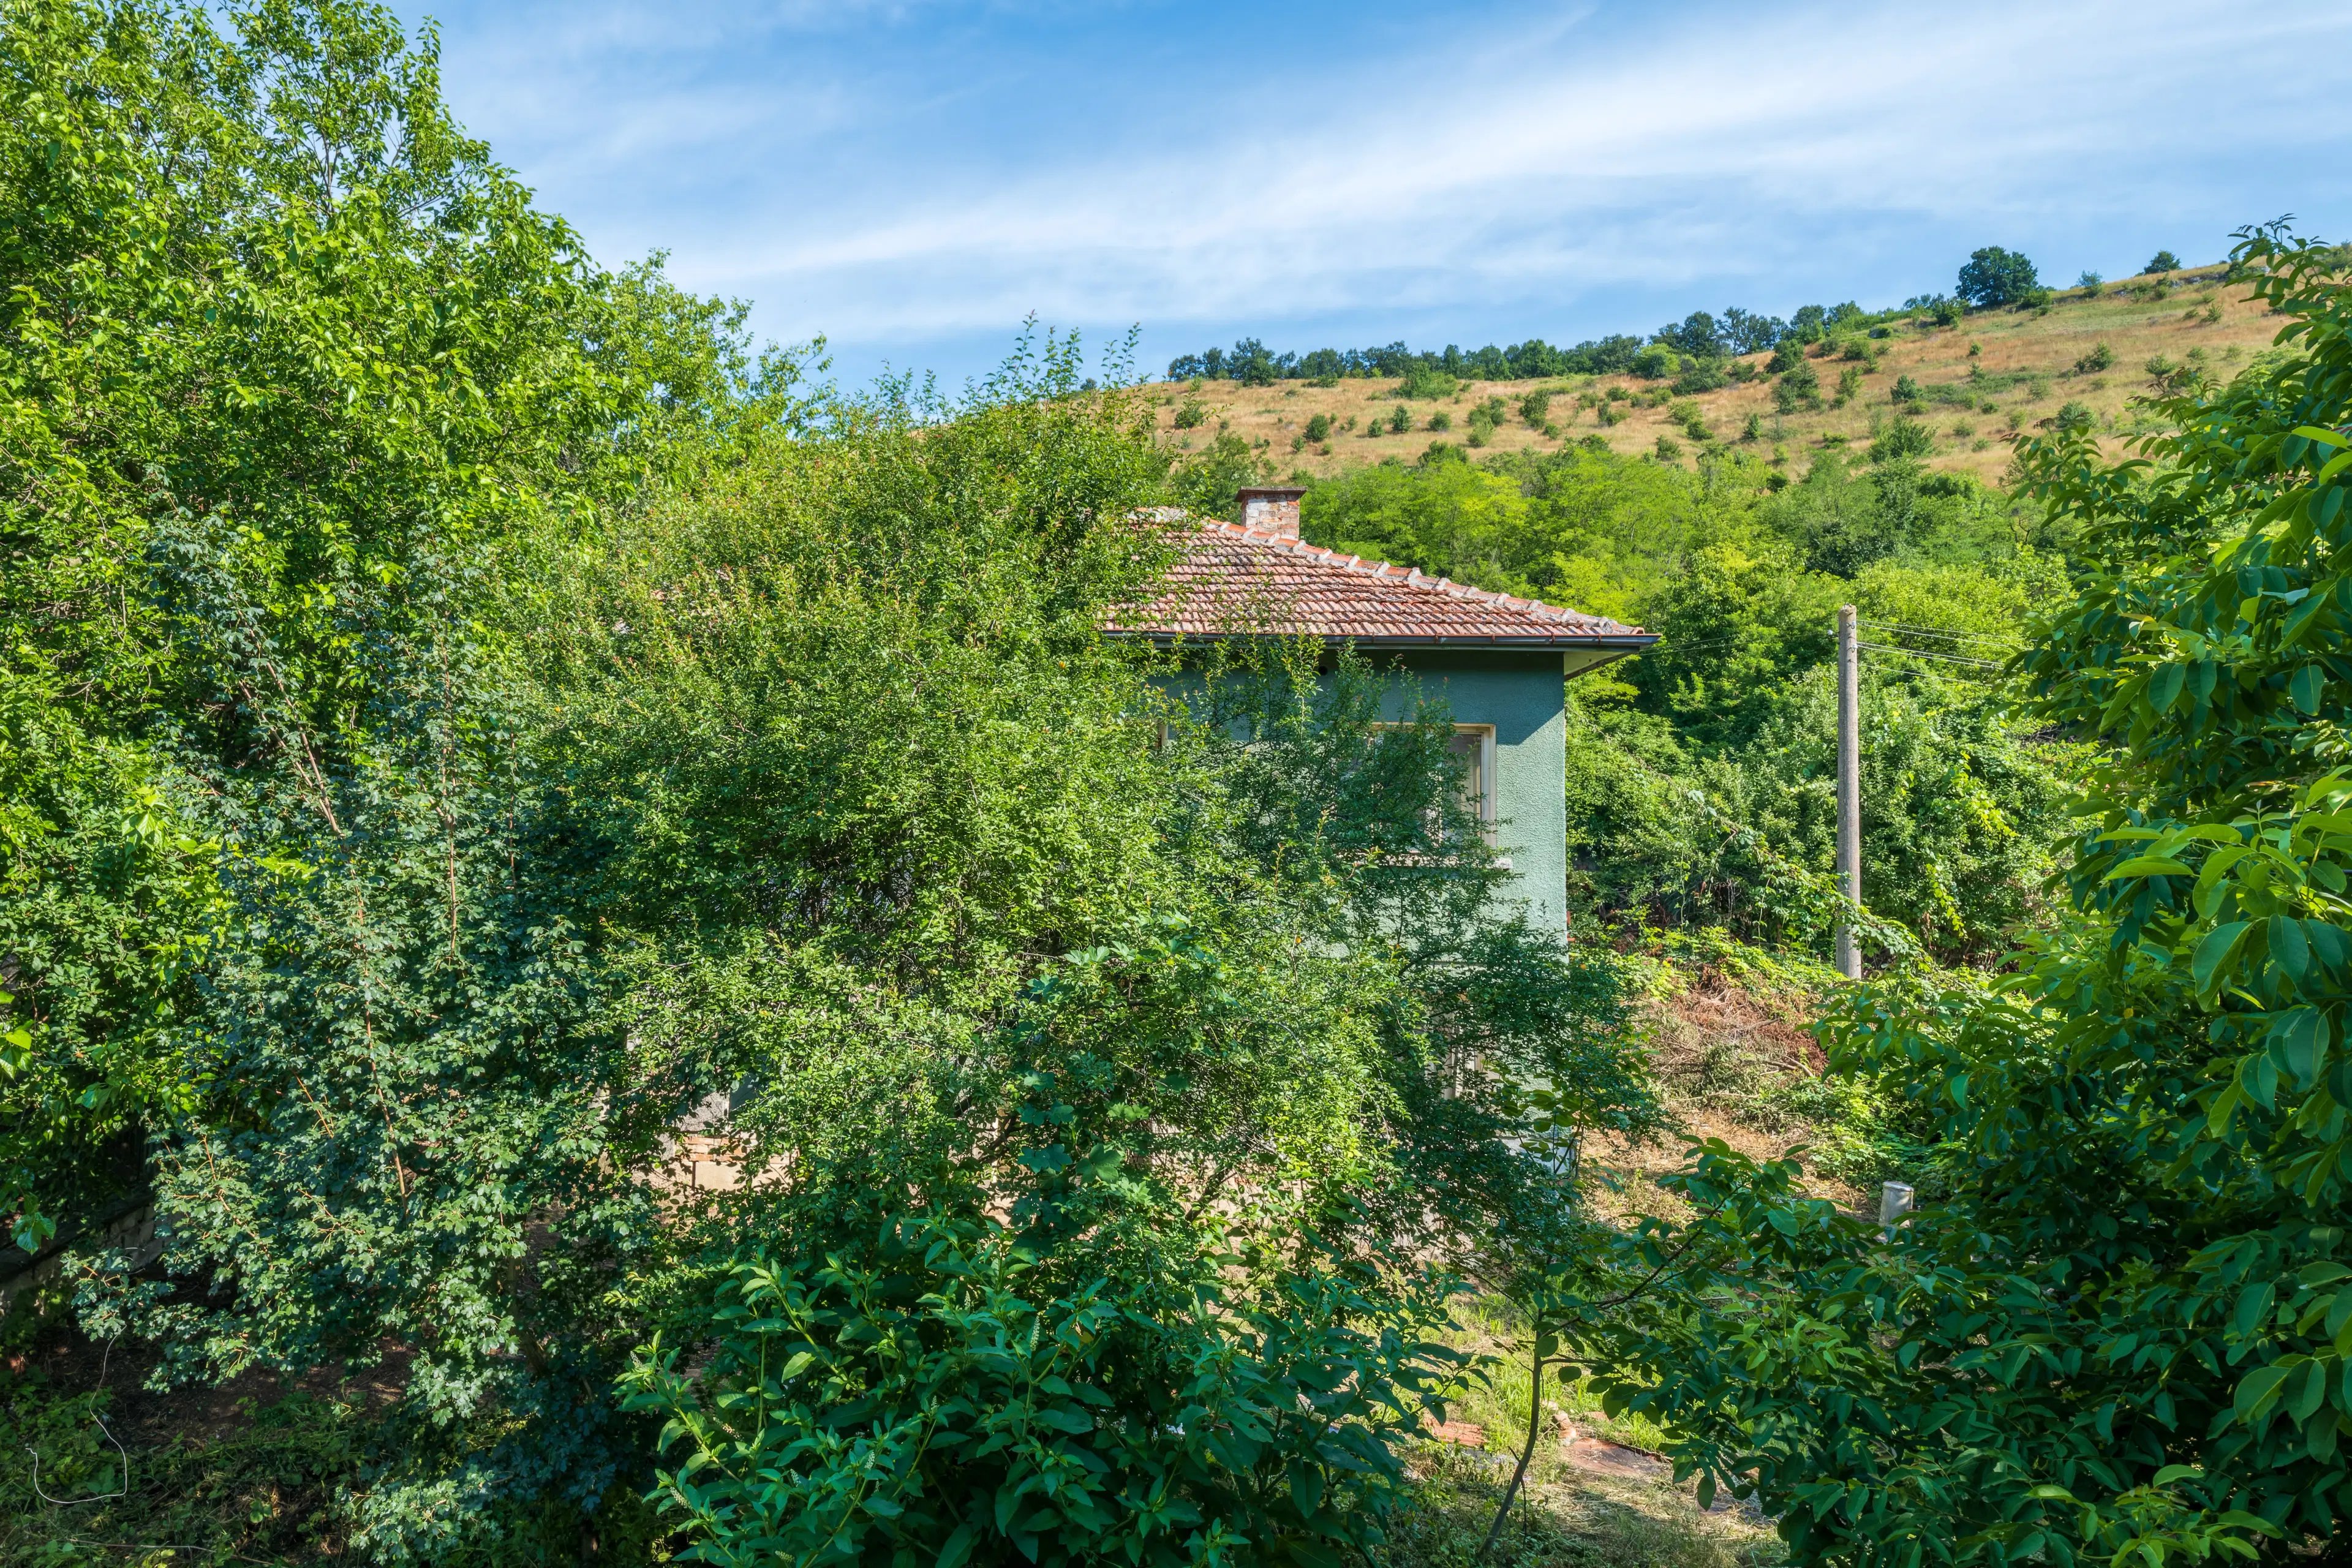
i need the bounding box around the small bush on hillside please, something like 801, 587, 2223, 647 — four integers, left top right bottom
1835, 365, 1863, 403
1399, 366, 1456, 399
2144, 248, 2179, 274
1741, 412, 1762, 442
1174, 399, 1208, 429
1931, 298, 1964, 326
1654, 433, 1684, 461
1891, 374, 1923, 404
1671, 359, 1727, 394
1389, 405, 1412, 434
2072, 341, 2113, 375
1766, 340, 1804, 374
1426, 409, 1453, 432
1633, 344, 1678, 380
2053, 399, 2094, 432
1774, 359, 1822, 413
2076, 270, 2102, 292
1869, 417, 1933, 462
1304, 413, 1332, 442
1518, 390, 1553, 426
1604, 384, 1632, 402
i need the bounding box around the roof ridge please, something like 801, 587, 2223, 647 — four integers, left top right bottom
1196, 517, 1583, 622
1138, 514, 1656, 639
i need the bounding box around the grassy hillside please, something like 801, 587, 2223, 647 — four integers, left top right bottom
1147, 261, 2272, 489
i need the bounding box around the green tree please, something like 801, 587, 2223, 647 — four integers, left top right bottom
1582, 223, 2352, 1568
1957, 246, 2040, 308
0, 0, 808, 1265
2146, 248, 2181, 274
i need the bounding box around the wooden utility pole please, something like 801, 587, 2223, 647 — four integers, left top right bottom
1836, 605, 1862, 979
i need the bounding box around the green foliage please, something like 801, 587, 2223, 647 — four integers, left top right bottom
1576, 224, 2352, 1568
1520, 390, 1555, 426
1957, 246, 2040, 309
1305, 412, 1332, 442
1775, 358, 1823, 413
2075, 340, 2116, 374
1172, 430, 1269, 518
1390, 403, 1414, 434
2054, 398, 2095, 433
0, 0, 810, 1262
1174, 397, 1208, 429
1672, 360, 1728, 395
623, 1209, 1464, 1567
2146, 248, 2181, 274
1400, 364, 1457, 399
1870, 417, 1934, 462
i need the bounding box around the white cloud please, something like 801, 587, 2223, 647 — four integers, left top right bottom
409, 0, 2352, 367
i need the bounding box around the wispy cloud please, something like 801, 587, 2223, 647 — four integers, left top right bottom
400, 0, 2352, 380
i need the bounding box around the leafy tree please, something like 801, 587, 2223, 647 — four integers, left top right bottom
1231, 336, 1278, 386
1305, 412, 1332, 442
2146, 248, 2181, 274
1722, 306, 1789, 355
1776, 357, 1824, 413
1519, 390, 1553, 426
2078, 270, 2105, 292
1581, 224, 2352, 1568
1171, 431, 1268, 518
2075, 340, 2116, 374
1656, 311, 1724, 358
1957, 246, 2040, 308
1174, 398, 1208, 428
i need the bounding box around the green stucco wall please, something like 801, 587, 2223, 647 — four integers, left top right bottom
1150, 649, 1582, 935
1381, 650, 1568, 933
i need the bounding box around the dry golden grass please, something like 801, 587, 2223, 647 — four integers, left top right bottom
1150, 263, 2277, 490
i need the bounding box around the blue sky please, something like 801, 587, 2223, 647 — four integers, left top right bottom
391, 0, 2351, 391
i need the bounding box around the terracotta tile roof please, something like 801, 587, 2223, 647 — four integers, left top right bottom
1104, 517, 1655, 650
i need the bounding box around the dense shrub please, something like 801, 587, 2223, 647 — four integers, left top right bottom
1869, 417, 1934, 462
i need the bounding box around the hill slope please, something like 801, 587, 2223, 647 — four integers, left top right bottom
1148, 262, 2271, 488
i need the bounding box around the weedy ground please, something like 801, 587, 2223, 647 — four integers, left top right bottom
1389, 1293, 1788, 1568
1153, 260, 2280, 492
1390, 941, 1876, 1568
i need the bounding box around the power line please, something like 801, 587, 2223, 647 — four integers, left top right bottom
1857, 620, 2022, 649
1855, 640, 2004, 670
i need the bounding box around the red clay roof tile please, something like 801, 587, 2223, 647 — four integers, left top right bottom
1104, 518, 1654, 649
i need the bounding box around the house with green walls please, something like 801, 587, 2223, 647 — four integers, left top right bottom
1106, 486, 1655, 933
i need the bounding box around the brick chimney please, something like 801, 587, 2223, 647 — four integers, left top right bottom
1237, 486, 1306, 539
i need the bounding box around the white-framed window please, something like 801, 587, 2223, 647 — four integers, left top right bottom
1374, 722, 1497, 842
1449, 725, 1498, 837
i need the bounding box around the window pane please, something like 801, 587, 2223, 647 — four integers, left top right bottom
1449, 730, 1487, 820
